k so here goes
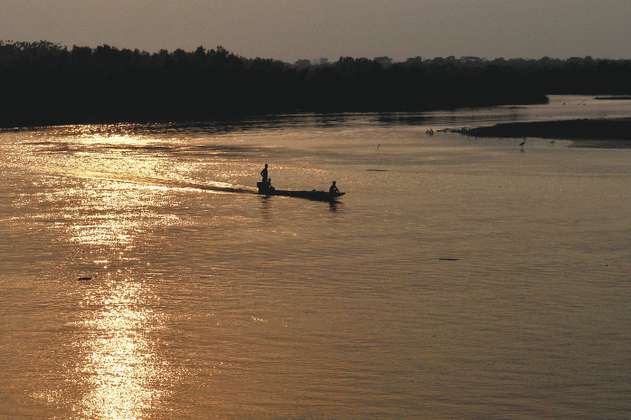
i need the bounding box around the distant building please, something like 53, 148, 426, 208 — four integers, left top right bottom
461, 56, 483, 63
403, 56, 423, 68
373, 56, 393, 68
405, 56, 423, 65
294, 59, 311, 69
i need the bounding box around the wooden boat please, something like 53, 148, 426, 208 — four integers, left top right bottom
257, 182, 345, 202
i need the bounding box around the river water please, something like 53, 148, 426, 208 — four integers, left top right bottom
1, 96, 631, 418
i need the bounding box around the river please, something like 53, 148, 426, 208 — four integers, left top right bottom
1, 95, 631, 418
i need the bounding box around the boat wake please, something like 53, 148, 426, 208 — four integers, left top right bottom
60, 169, 258, 195
50, 168, 343, 202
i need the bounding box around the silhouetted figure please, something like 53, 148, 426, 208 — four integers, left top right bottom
329, 181, 339, 195
519, 138, 527, 151
256, 165, 273, 194
260, 163, 269, 183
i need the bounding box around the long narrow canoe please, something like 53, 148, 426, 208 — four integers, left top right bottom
268, 189, 345, 201
257, 182, 345, 202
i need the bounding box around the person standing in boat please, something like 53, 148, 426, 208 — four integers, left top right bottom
260, 163, 269, 183
329, 181, 339, 195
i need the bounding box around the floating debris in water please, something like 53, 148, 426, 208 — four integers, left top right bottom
438, 258, 460, 261
78, 276, 92, 281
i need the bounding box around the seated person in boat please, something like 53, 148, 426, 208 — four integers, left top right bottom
329, 181, 339, 195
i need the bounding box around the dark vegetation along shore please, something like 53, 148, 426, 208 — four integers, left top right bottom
1, 41, 631, 128
459, 118, 631, 147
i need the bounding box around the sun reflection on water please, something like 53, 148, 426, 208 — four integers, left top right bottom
33, 126, 185, 417
60, 178, 183, 247
8, 124, 264, 417
79, 280, 167, 419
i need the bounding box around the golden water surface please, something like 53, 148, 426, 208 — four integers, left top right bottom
1, 96, 631, 418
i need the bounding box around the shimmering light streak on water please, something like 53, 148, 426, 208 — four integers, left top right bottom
79, 280, 165, 419
1, 96, 631, 418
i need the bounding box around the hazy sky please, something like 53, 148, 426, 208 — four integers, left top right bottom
2, 0, 631, 61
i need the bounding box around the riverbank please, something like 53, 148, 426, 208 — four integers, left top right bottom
0, 97, 549, 130
595, 96, 631, 100
457, 118, 631, 147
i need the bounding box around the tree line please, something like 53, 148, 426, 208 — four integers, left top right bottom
1, 41, 629, 127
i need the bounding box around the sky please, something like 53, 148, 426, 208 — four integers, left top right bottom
2, 0, 631, 61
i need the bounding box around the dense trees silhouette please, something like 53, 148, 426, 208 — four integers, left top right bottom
1, 41, 629, 128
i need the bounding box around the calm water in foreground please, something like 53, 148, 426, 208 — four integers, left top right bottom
1, 96, 631, 418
